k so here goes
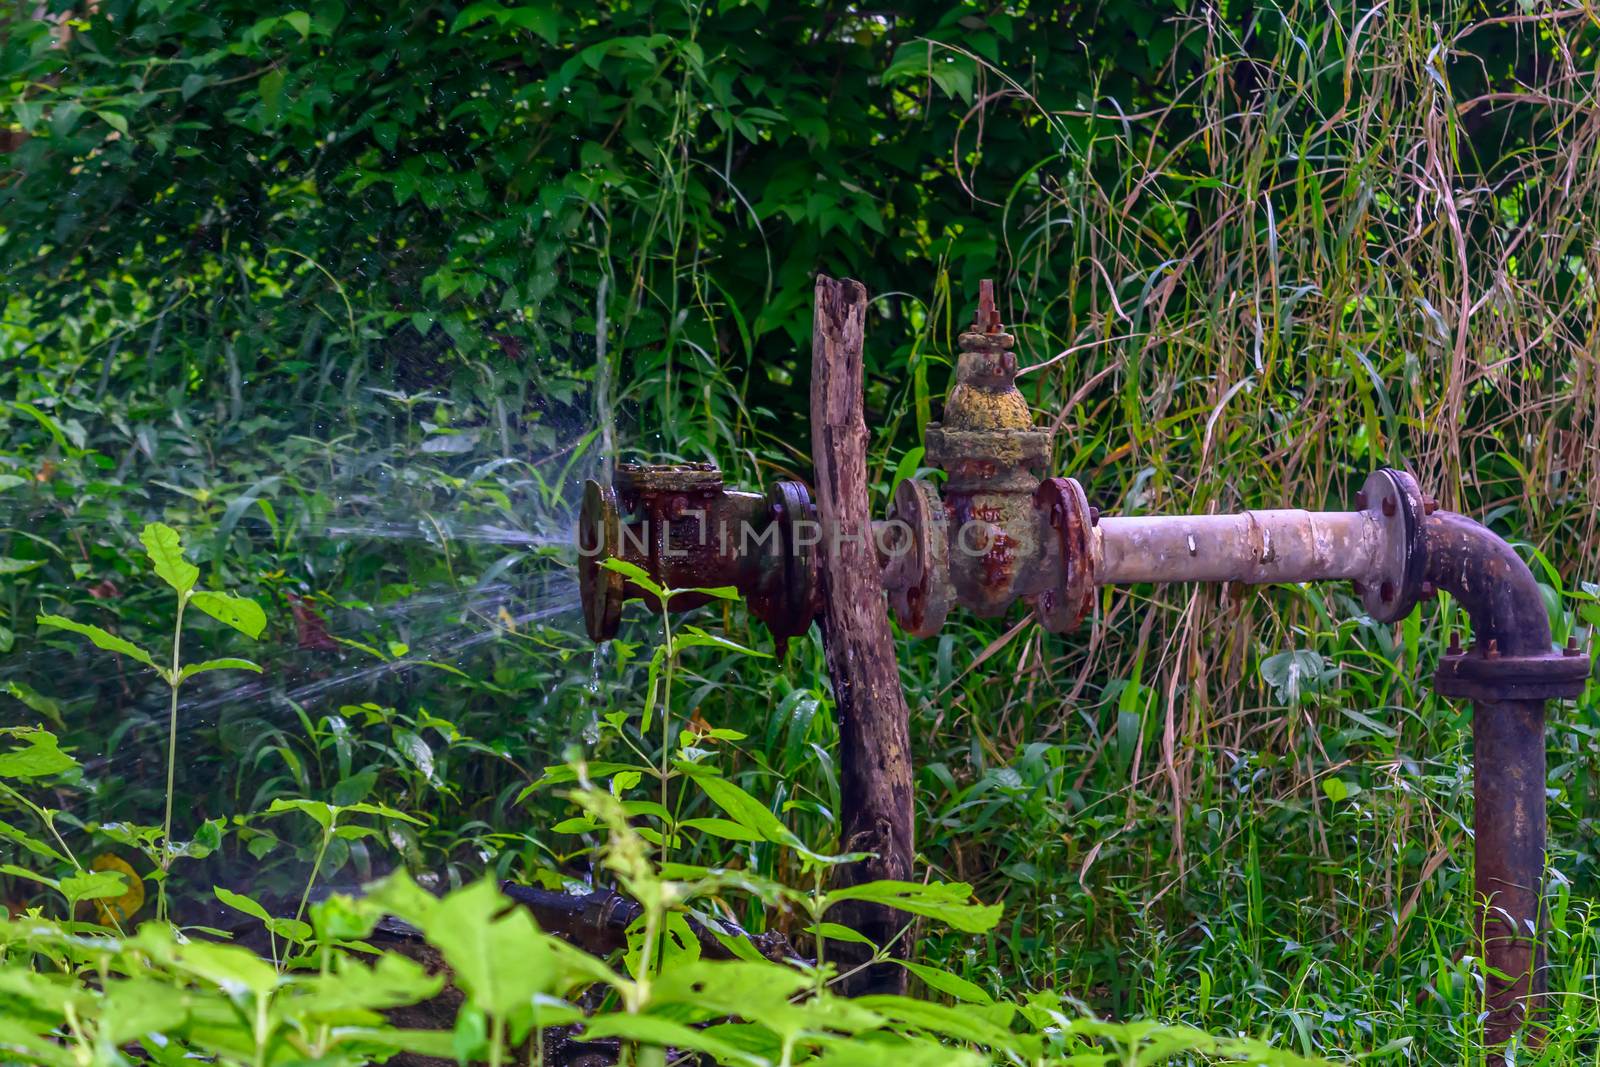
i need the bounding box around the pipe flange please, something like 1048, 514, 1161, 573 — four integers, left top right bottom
1435, 645, 1591, 702
578, 479, 625, 642
884, 478, 952, 638
1358, 468, 1425, 623
1033, 476, 1096, 633
760, 480, 820, 641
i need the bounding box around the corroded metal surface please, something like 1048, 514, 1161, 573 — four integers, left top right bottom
1033, 476, 1096, 632
577, 462, 818, 645
921, 280, 1055, 622
1093, 509, 1387, 587
883, 478, 953, 637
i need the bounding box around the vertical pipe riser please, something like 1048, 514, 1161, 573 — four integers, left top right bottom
1475, 699, 1548, 1052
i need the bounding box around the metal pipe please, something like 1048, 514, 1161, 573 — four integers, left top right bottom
1421, 510, 1581, 1056
1470, 698, 1547, 1051
1093, 509, 1387, 586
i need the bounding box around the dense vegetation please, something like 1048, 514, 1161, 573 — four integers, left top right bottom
3, 0, 1599, 1063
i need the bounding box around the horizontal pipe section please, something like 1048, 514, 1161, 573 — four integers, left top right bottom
1094, 510, 1387, 586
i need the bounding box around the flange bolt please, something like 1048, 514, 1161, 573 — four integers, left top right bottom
1423, 496, 1439, 515
1448, 631, 1462, 655
1566, 634, 1583, 657
1382, 496, 1397, 517
1486, 638, 1501, 659
1380, 580, 1395, 603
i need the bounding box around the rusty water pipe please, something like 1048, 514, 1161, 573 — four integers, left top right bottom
574, 283, 1590, 1054
577, 462, 819, 647
879, 284, 1588, 1055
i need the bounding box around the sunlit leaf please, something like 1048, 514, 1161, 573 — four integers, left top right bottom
140, 522, 199, 595
35, 614, 158, 672
190, 591, 267, 639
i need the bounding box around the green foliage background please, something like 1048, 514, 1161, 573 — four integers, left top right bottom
4, 0, 1600, 1061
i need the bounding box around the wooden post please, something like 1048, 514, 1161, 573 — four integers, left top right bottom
810, 275, 914, 996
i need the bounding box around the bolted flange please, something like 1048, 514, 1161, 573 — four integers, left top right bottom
1357, 467, 1425, 623
1032, 476, 1096, 633
883, 478, 953, 638
1435, 644, 1590, 702
578, 479, 626, 643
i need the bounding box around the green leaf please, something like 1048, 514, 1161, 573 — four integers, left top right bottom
580, 1014, 763, 1065
141, 523, 198, 595
0, 474, 27, 493
178, 658, 263, 683
60, 869, 129, 909
3, 681, 65, 727
0, 557, 45, 575
284, 10, 311, 37
0, 816, 68, 863
900, 960, 995, 1004
1322, 777, 1361, 803
823, 880, 1002, 934
189, 591, 267, 639
266, 797, 335, 832
95, 110, 129, 136
679, 816, 764, 842
36, 614, 158, 672
1260, 649, 1330, 705
808, 921, 876, 947
214, 886, 271, 923
693, 773, 802, 848
0, 727, 79, 779
600, 557, 663, 599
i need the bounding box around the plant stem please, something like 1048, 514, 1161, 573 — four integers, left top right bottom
658, 605, 675, 861
487, 1013, 504, 1067
294, 825, 334, 926
160, 593, 187, 886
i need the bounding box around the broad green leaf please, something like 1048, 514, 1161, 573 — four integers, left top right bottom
266, 797, 335, 832
36, 614, 158, 672
823, 880, 1002, 934
140, 523, 199, 595
0, 474, 27, 493
0, 727, 78, 779
60, 869, 128, 909
178, 658, 262, 683
214, 886, 271, 923
808, 921, 876, 947
175, 940, 279, 996
190, 591, 267, 639
693, 773, 802, 849
0, 557, 44, 575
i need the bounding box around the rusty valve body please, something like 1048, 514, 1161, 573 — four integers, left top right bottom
578, 462, 818, 644
886, 281, 1094, 636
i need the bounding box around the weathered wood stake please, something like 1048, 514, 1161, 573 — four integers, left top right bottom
809, 274, 915, 996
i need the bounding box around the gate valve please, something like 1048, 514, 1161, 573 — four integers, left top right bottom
577, 462, 818, 647
883, 280, 1095, 636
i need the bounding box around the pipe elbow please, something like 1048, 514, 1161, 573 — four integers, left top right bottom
1421, 511, 1552, 655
